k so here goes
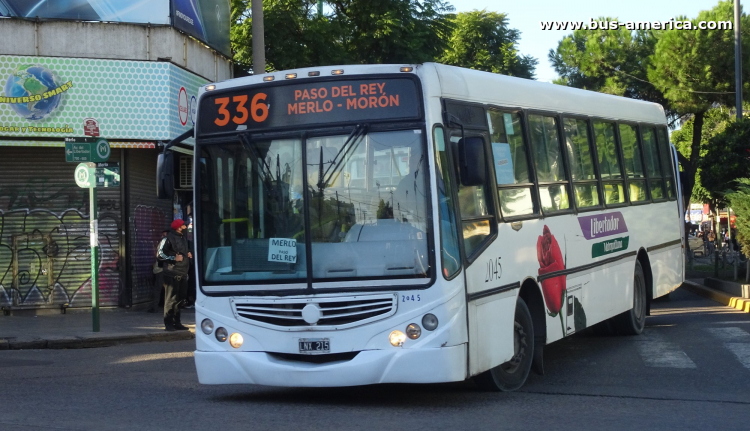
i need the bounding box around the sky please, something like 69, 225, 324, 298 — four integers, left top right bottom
452, 0, 726, 82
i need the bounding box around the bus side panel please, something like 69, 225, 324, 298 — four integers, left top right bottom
467, 292, 517, 376
650, 247, 683, 298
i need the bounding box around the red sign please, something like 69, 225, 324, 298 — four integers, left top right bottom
178, 87, 189, 126
83, 118, 100, 137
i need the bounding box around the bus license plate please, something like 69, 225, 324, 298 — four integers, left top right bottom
299, 338, 330, 354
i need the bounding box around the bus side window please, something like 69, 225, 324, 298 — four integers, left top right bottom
641, 127, 666, 201
619, 123, 647, 202
433, 126, 461, 278
487, 109, 536, 217
592, 121, 626, 205
528, 114, 571, 213
562, 118, 600, 209
450, 132, 496, 258
657, 127, 677, 200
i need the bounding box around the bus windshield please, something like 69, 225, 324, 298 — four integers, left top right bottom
198, 128, 431, 287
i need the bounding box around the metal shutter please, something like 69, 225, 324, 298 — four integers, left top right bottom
0, 147, 122, 309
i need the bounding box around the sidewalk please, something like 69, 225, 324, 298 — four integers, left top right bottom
0, 307, 195, 350
681, 278, 750, 313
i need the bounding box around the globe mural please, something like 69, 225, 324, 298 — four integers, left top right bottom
4, 64, 64, 121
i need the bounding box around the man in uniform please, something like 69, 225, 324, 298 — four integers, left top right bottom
158, 219, 192, 331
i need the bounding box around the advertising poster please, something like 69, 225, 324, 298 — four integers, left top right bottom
0, 0, 170, 24
171, 0, 231, 57
0, 55, 207, 141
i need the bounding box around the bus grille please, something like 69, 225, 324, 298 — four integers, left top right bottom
231, 294, 398, 330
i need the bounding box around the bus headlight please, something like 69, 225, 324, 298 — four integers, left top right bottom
201, 319, 214, 335
422, 313, 439, 331
406, 323, 421, 340
389, 330, 406, 347
229, 333, 244, 348
215, 327, 228, 342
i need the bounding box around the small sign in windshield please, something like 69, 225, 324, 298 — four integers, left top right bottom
198, 78, 421, 135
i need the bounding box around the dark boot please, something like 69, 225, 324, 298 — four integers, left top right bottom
173, 313, 189, 331
164, 316, 176, 332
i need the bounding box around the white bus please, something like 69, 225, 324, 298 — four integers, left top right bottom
171, 63, 684, 391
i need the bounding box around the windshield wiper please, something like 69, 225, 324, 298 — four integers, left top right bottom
239, 133, 274, 180
318, 123, 368, 192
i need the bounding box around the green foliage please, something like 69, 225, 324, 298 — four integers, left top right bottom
671, 107, 733, 203
231, 1, 536, 78
726, 178, 750, 256
440, 10, 537, 78
330, 0, 455, 64
548, 17, 666, 107
700, 118, 750, 202
648, 2, 750, 113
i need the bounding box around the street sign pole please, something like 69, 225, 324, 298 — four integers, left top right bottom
90, 187, 99, 332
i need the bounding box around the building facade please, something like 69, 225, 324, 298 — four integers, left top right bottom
0, 18, 230, 311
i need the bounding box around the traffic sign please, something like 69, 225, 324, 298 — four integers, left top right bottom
75, 162, 95, 188
65, 137, 110, 163
94, 162, 120, 187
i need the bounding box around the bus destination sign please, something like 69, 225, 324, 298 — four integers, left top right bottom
198, 78, 420, 134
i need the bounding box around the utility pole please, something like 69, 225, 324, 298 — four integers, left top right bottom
252, 0, 265, 75
736, 0, 742, 119
318, 0, 324, 18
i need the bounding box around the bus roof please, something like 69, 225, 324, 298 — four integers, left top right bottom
200, 63, 666, 126
427, 63, 666, 125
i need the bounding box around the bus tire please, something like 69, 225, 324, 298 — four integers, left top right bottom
473, 298, 534, 392
613, 261, 647, 336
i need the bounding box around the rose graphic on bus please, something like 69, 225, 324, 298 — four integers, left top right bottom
537, 225, 566, 317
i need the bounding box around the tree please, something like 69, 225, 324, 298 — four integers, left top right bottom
329, 0, 454, 64
231, 0, 348, 73
700, 118, 750, 199
440, 10, 536, 78
648, 1, 750, 208
726, 178, 750, 256
549, 17, 667, 109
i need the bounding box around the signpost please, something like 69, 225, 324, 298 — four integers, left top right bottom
69, 138, 113, 332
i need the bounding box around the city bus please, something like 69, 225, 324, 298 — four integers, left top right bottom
162, 63, 684, 391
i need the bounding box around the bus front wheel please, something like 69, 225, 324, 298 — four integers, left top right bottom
473, 298, 534, 392
613, 261, 647, 335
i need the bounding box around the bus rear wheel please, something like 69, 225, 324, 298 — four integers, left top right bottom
473, 298, 534, 392
613, 261, 647, 335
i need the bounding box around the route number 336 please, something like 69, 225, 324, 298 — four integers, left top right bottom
214, 93, 269, 126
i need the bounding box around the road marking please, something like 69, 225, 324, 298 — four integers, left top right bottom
637, 341, 697, 368
706, 327, 750, 342
725, 343, 750, 369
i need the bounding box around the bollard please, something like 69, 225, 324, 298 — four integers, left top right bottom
734, 251, 739, 281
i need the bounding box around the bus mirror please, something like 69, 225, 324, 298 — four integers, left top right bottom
157, 151, 175, 199
458, 136, 486, 186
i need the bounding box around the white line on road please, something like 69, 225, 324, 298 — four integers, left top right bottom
725, 343, 750, 369
637, 342, 697, 369
706, 327, 750, 342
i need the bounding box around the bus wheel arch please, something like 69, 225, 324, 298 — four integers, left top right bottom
637, 248, 654, 316
519, 278, 546, 376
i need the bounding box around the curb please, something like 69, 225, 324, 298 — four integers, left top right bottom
682, 281, 750, 313
1, 330, 195, 350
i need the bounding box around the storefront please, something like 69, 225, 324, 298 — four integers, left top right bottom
0, 55, 205, 310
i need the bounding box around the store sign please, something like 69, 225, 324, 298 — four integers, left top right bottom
0, 55, 207, 141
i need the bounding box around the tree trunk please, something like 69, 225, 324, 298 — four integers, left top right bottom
681, 111, 706, 209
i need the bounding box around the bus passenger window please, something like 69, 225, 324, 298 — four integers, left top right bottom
529, 114, 570, 213
657, 127, 677, 200
487, 109, 535, 217
593, 121, 626, 205
619, 124, 647, 202
641, 127, 666, 200
563, 118, 600, 209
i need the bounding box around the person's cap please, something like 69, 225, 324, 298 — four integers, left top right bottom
171, 219, 186, 230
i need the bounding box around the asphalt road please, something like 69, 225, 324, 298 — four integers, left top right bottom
2, 287, 750, 431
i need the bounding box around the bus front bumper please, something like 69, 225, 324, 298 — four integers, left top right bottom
194, 344, 467, 387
